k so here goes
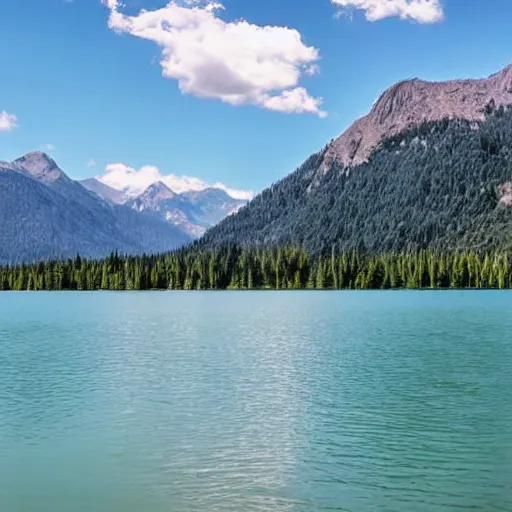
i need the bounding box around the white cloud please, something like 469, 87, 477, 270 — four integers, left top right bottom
331, 0, 444, 23
101, 0, 123, 8
98, 162, 254, 200
87, 158, 97, 168
0, 111, 18, 131
102, 1, 326, 117
42, 143, 55, 152
261, 87, 327, 118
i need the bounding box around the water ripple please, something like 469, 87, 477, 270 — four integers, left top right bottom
0, 290, 511, 512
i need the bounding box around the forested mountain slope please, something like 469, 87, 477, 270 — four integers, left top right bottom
0, 152, 190, 264
198, 107, 512, 255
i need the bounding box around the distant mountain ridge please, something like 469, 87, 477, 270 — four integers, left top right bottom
0, 152, 252, 263
0, 152, 190, 264
80, 177, 128, 204
81, 177, 247, 237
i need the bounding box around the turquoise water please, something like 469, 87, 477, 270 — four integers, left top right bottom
0, 291, 511, 512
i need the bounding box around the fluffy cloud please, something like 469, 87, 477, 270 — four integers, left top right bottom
101, 0, 122, 8
332, 0, 444, 23
102, 1, 326, 117
98, 162, 254, 200
87, 158, 97, 168
42, 143, 55, 152
0, 111, 18, 131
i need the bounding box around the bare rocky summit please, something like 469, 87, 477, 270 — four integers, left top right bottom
130, 182, 177, 212
321, 63, 512, 172
11, 151, 67, 183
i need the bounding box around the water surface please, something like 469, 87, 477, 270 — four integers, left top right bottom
0, 291, 511, 511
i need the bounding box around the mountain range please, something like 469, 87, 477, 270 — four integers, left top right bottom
4, 63, 512, 265
197, 63, 512, 255
81, 176, 246, 238
0, 152, 247, 264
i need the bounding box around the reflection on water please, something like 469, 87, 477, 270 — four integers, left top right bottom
0, 291, 511, 511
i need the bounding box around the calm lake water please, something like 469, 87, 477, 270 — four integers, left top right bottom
0, 291, 511, 512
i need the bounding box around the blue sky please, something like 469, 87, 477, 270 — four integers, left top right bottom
1, 0, 512, 195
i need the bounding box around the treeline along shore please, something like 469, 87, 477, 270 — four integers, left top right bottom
1, 246, 512, 290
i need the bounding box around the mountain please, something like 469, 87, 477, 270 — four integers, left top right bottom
126, 181, 205, 237
320, 63, 512, 171
197, 64, 512, 255
130, 181, 178, 209
12, 151, 67, 183
81, 178, 247, 238
80, 177, 128, 204
183, 188, 247, 224
0, 152, 190, 264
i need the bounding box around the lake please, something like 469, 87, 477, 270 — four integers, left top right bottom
0, 291, 511, 511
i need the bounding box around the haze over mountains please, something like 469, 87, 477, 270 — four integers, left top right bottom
0, 152, 248, 264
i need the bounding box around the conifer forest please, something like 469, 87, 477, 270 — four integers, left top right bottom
2, 247, 512, 291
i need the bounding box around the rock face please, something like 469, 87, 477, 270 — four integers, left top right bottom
321, 63, 512, 171
11, 152, 67, 184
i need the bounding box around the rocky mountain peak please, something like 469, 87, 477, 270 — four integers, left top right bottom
130, 181, 177, 212
492, 63, 512, 93
13, 151, 66, 184
144, 181, 176, 199
320, 62, 512, 172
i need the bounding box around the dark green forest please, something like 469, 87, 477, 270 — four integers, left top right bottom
197, 107, 512, 255
2, 247, 512, 290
